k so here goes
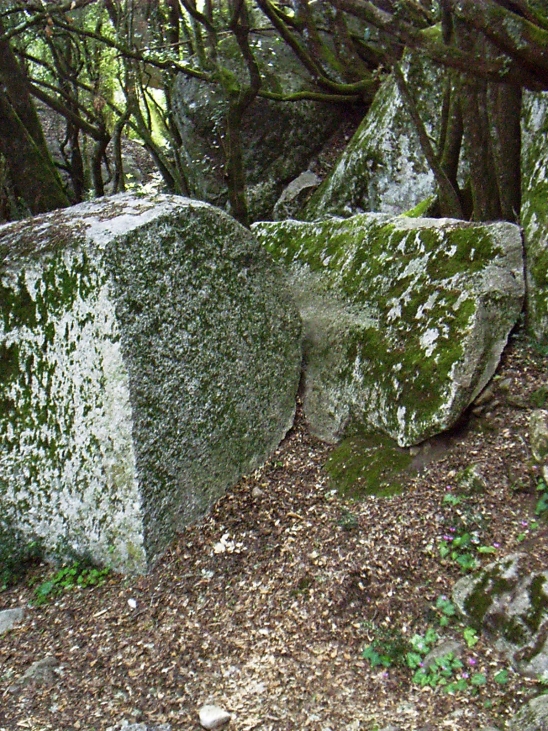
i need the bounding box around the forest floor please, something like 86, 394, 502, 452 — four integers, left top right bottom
1, 331, 548, 731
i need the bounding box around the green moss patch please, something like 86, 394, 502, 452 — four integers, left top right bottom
325, 432, 413, 499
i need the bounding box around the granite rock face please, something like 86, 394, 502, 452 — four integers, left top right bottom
521, 90, 548, 341
253, 214, 523, 445
0, 193, 301, 572
171, 33, 345, 222
303, 54, 443, 220
453, 554, 548, 680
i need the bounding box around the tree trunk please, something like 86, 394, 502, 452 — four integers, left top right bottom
0, 21, 69, 214
0, 90, 70, 215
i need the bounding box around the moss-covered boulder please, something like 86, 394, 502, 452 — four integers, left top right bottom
452, 554, 548, 679
0, 193, 301, 573
522, 91, 548, 342
252, 214, 523, 445
302, 54, 442, 220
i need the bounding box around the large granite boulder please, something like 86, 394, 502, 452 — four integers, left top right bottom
253, 214, 523, 445
521, 90, 548, 342
171, 32, 347, 222
452, 554, 548, 680
302, 54, 443, 220
0, 193, 301, 573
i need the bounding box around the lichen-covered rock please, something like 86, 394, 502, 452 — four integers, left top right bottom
530, 410, 548, 484
508, 694, 548, 731
521, 91, 548, 342
253, 214, 523, 445
171, 33, 345, 222
452, 554, 548, 679
302, 54, 443, 220
0, 193, 301, 573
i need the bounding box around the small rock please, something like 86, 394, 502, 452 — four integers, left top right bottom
474, 384, 495, 406
0, 607, 24, 635
422, 639, 465, 670
9, 655, 59, 693
251, 486, 264, 499
529, 409, 548, 463
199, 704, 231, 730
378, 726, 403, 731
457, 464, 487, 495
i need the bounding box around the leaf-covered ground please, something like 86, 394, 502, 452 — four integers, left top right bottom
1, 332, 547, 731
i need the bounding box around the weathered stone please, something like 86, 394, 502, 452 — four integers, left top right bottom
198, 704, 231, 730
530, 410, 548, 475
9, 655, 59, 693
521, 91, 548, 342
452, 553, 548, 679
172, 33, 345, 222
422, 639, 464, 670
0, 607, 24, 634
508, 694, 548, 731
0, 193, 301, 573
303, 53, 443, 220
273, 171, 321, 221
457, 465, 488, 495
253, 214, 523, 445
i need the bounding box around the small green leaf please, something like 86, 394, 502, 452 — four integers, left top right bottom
471, 672, 487, 686
494, 669, 509, 684
463, 627, 479, 648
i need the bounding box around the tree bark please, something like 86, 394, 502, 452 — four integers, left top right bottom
0, 90, 70, 214
0, 19, 69, 214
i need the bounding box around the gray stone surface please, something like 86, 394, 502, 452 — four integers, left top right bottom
273, 171, 321, 221
422, 639, 464, 670
0, 193, 301, 572
530, 410, 548, 484
253, 214, 523, 445
303, 53, 443, 220
452, 553, 548, 679
521, 90, 548, 342
199, 704, 231, 730
0, 607, 24, 635
508, 694, 548, 731
9, 655, 59, 693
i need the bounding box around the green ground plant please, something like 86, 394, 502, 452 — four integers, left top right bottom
32, 561, 110, 606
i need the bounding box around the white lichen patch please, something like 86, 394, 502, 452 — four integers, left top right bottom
419, 328, 439, 358
253, 215, 524, 446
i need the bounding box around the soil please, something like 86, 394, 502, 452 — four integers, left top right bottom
1, 331, 547, 731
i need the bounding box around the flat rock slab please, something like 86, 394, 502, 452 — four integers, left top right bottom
253, 214, 523, 445
0, 193, 301, 572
